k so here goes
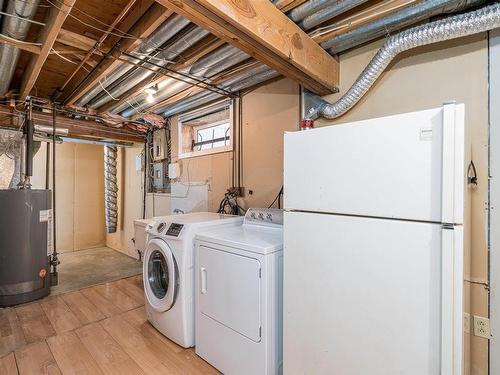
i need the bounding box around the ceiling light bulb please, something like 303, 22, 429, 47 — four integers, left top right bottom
145, 84, 159, 95
146, 93, 155, 103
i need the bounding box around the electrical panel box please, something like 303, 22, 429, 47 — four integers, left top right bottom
153, 162, 169, 192
153, 128, 168, 161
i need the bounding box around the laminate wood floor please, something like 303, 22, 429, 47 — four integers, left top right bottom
0, 275, 219, 374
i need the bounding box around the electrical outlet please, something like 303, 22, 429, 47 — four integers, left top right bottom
473, 315, 491, 339
464, 312, 471, 334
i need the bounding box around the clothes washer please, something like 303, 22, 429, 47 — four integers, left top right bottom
144, 212, 243, 347
194, 208, 284, 374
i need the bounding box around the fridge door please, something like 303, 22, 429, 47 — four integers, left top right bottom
283, 211, 463, 375
284, 103, 464, 224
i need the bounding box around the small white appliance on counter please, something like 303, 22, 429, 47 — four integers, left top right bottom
283, 103, 465, 374
143, 212, 243, 347
194, 208, 284, 375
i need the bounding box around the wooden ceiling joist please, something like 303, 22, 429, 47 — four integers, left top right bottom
61, 3, 173, 105
56, 29, 98, 52
98, 35, 225, 113
20, 0, 77, 100
0, 105, 144, 143
155, 0, 339, 95
274, 0, 308, 13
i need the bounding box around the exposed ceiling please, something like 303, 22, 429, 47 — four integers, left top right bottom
0, 0, 487, 141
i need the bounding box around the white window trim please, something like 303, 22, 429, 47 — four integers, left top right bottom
178, 105, 233, 159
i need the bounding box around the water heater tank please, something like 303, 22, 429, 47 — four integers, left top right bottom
0, 189, 52, 306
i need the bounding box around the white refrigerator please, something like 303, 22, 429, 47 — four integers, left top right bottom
283, 103, 465, 375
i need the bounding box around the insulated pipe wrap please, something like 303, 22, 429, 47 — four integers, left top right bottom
312, 2, 500, 120
104, 145, 118, 233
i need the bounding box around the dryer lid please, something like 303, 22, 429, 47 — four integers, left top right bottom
196, 225, 283, 255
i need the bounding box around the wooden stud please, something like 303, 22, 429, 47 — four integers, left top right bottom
20, 0, 76, 99
155, 0, 339, 95
274, 0, 308, 12
56, 29, 98, 52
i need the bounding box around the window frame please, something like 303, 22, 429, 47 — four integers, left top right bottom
177, 104, 233, 159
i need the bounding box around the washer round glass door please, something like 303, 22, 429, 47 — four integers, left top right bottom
143, 238, 178, 312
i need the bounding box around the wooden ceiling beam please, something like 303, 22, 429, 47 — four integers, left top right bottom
57, 29, 98, 51
0, 105, 144, 143
155, 0, 339, 95
98, 35, 225, 113
20, 0, 76, 100
274, 0, 308, 13
61, 3, 173, 105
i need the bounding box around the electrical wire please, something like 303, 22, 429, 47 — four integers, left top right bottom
46, 0, 139, 40
268, 185, 283, 209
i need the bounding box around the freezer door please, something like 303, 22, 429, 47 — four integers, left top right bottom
283, 211, 463, 375
284, 103, 464, 224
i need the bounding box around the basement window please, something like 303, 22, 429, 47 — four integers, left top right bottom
178, 100, 232, 159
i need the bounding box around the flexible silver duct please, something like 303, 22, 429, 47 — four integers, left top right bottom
76, 15, 191, 107
321, 0, 485, 54
307, 2, 500, 120
104, 145, 118, 234
288, 0, 333, 22
0, 0, 40, 96
299, 0, 370, 30
89, 26, 210, 109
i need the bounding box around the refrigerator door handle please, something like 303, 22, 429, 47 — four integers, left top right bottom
441, 225, 464, 375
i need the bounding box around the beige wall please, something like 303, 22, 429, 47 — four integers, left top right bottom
32, 142, 106, 253
317, 34, 489, 375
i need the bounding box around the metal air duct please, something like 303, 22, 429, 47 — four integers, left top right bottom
0, 0, 40, 96
299, 0, 370, 30
76, 15, 191, 107
307, 2, 500, 120
104, 145, 118, 233
88, 26, 210, 109
288, 0, 333, 22
321, 0, 485, 54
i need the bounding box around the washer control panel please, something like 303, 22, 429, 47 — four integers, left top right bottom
157, 222, 167, 233
166, 223, 184, 237
245, 208, 283, 226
